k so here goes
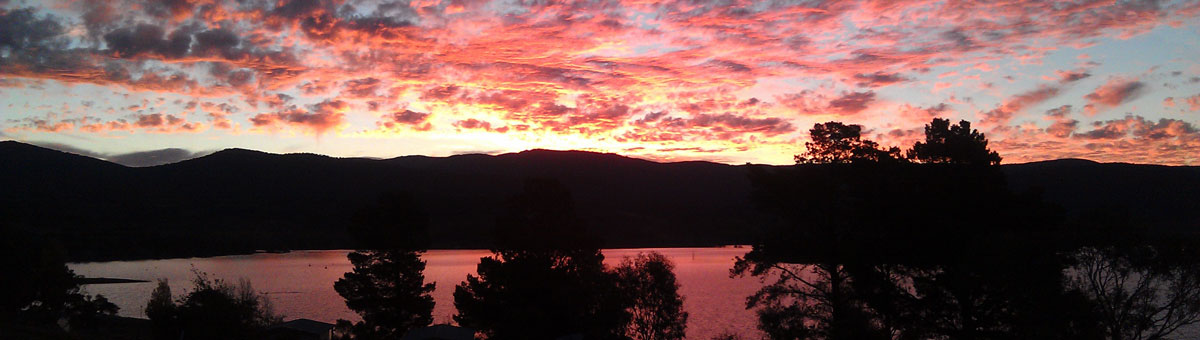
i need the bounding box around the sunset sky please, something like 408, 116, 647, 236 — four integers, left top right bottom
2, 0, 1198, 165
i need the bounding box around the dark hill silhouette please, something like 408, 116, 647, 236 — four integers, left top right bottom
1004, 158, 1200, 232
1, 141, 1197, 260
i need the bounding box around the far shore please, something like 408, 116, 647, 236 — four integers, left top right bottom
76, 277, 151, 285
66, 245, 751, 264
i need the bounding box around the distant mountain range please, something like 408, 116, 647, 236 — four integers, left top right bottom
1, 141, 1197, 261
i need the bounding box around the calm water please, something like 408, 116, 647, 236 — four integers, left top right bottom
69, 247, 763, 340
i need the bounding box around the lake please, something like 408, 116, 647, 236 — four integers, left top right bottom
69, 247, 763, 340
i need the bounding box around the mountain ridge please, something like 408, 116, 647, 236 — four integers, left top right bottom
9, 140, 1195, 169
1, 141, 1197, 261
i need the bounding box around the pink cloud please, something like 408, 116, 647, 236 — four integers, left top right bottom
3, 0, 1199, 164
453, 118, 508, 133
897, 103, 951, 122
1083, 78, 1147, 115
1187, 94, 1200, 111
981, 85, 1062, 126
1054, 69, 1092, 83
826, 91, 876, 115
379, 110, 433, 131
250, 100, 347, 135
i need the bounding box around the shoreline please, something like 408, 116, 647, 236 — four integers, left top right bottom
66, 245, 750, 264
76, 277, 152, 284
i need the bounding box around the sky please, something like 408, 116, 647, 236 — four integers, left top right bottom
1, 0, 1199, 166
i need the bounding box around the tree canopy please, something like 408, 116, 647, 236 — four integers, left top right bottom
334, 192, 436, 339
737, 117, 1096, 340
454, 179, 627, 340
908, 118, 1001, 165
144, 272, 282, 340
454, 179, 688, 340
796, 122, 901, 164
334, 250, 436, 339
615, 252, 689, 340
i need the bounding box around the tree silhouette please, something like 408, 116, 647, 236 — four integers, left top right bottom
145, 279, 178, 340
738, 118, 1092, 340
738, 122, 906, 339
146, 271, 282, 340
334, 250, 435, 339
796, 122, 901, 164
733, 262, 894, 340
908, 118, 1001, 165
615, 252, 689, 340
1, 224, 118, 331
1069, 245, 1200, 340
334, 192, 436, 339
453, 179, 628, 340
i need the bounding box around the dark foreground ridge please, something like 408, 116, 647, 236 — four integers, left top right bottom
1, 140, 1198, 261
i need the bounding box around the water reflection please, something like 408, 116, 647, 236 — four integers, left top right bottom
68, 247, 761, 340
64, 246, 1200, 340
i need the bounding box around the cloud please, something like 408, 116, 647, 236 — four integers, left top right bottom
898, 103, 951, 121
853, 72, 907, 87
105, 148, 208, 167
379, 109, 432, 131
1054, 69, 1092, 83
4, 1, 1200, 164
102, 24, 192, 59
0, 8, 66, 51
1045, 105, 1073, 118
776, 90, 879, 116
12, 118, 74, 132
688, 113, 794, 135
1186, 94, 1200, 111
826, 91, 876, 115
79, 120, 133, 133
988, 115, 1200, 165
387, 110, 430, 125
1083, 79, 1147, 115
635, 111, 668, 125
135, 114, 166, 128
981, 85, 1063, 125
343, 78, 383, 98
453, 118, 508, 133
421, 85, 462, 101
1075, 115, 1199, 141
250, 100, 347, 135
27, 142, 208, 166
1046, 119, 1079, 138
143, 0, 196, 21
1042, 105, 1079, 138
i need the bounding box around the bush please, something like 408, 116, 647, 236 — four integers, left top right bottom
145, 271, 282, 340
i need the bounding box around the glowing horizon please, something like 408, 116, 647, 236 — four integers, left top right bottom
2, 0, 1199, 165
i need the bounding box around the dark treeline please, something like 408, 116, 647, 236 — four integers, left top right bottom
733, 118, 1200, 340
1, 136, 1197, 261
